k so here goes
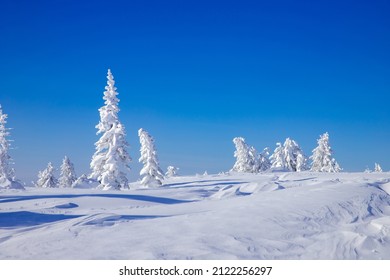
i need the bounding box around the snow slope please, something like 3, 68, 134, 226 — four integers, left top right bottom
0, 172, 389, 259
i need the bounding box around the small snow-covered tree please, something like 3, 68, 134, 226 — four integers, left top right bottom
374, 163, 383, 173
231, 137, 257, 173
59, 156, 77, 188
138, 128, 164, 187
35, 162, 58, 188
364, 167, 372, 173
165, 166, 179, 177
90, 69, 131, 190
310, 132, 341, 173
258, 147, 271, 171
0, 105, 23, 189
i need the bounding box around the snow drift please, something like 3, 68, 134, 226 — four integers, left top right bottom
0, 172, 389, 259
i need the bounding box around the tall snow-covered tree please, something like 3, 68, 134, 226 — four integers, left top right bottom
90, 69, 131, 190
374, 163, 383, 173
138, 128, 164, 187
59, 156, 77, 188
0, 105, 23, 189
165, 166, 179, 177
310, 132, 341, 173
35, 162, 58, 188
231, 137, 257, 173
0, 105, 12, 183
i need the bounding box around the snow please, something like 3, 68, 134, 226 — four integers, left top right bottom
0, 172, 390, 259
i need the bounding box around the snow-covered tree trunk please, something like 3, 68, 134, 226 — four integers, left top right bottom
59, 156, 77, 188
138, 128, 164, 187
90, 69, 131, 190
310, 132, 341, 173
35, 162, 58, 188
0, 105, 23, 189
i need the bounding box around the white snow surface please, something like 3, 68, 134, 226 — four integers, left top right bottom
0, 172, 390, 260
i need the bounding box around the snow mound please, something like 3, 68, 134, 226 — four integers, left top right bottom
72, 175, 99, 189
379, 182, 390, 195
0, 178, 24, 190
54, 203, 78, 209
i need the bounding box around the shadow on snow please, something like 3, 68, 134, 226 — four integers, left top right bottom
0, 194, 193, 205
0, 211, 83, 228
81, 214, 168, 226
163, 180, 247, 188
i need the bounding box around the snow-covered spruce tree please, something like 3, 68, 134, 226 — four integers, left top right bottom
374, 163, 383, 173
310, 132, 341, 172
283, 138, 308, 172
35, 162, 58, 188
270, 142, 286, 170
296, 153, 308, 172
90, 69, 131, 190
59, 156, 77, 188
165, 166, 179, 178
231, 137, 258, 173
258, 147, 271, 171
138, 128, 164, 187
0, 105, 23, 189
0, 105, 12, 185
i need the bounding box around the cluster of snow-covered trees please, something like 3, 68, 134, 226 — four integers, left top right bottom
36, 70, 175, 190
0, 69, 386, 190
0, 70, 180, 190
231, 137, 271, 173
88, 70, 172, 190
232, 132, 342, 173
35, 157, 77, 188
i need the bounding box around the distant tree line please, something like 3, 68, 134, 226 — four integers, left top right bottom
231, 132, 343, 174
0, 70, 385, 190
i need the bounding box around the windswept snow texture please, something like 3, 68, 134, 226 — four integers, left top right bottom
0, 172, 390, 259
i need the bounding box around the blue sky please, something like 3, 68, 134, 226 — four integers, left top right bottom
1, 0, 389, 182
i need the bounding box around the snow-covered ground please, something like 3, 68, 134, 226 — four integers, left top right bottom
0, 172, 390, 260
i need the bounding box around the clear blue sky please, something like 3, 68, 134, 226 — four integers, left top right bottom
1, 0, 389, 183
